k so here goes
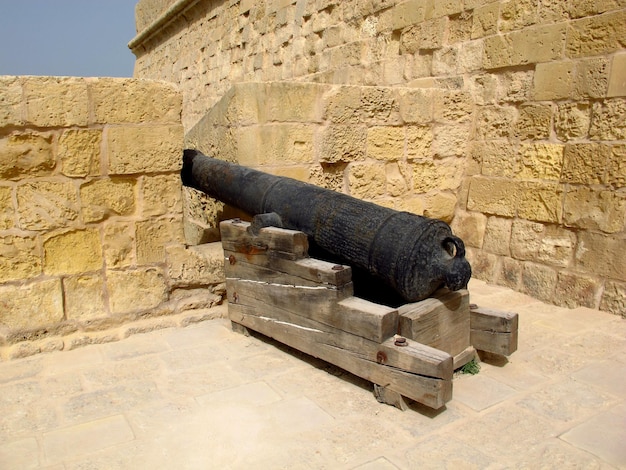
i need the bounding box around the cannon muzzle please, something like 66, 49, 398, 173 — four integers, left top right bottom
182, 149, 471, 303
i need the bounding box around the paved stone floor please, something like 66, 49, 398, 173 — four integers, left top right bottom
1, 279, 625, 469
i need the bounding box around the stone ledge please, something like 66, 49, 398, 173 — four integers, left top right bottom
0, 304, 228, 361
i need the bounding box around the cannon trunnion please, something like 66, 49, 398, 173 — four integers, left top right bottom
182, 149, 472, 303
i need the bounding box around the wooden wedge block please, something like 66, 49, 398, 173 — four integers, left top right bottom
398, 289, 470, 357
220, 220, 309, 260
470, 306, 518, 356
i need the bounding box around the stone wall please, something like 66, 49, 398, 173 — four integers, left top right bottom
131, 0, 626, 316
0, 76, 226, 360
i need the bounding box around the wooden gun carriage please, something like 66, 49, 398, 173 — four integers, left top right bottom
183, 150, 518, 410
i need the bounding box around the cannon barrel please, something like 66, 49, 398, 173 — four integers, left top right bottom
181, 149, 471, 303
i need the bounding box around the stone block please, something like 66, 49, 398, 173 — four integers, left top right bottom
562, 143, 611, 184
499, 0, 537, 32
448, 10, 473, 44
236, 124, 315, 166
533, 61, 575, 100
515, 104, 552, 140
58, 129, 102, 177
600, 280, 626, 317
432, 123, 470, 157
432, 46, 459, 76
474, 141, 517, 178
521, 262, 557, 303
395, 196, 425, 215
391, 0, 426, 30
471, 2, 499, 38
397, 88, 434, 124
103, 222, 135, 269
566, 10, 626, 58
0, 185, 13, 230
572, 57, 610, 100
434, 91, 473, 123
423, 192, 457, 223
589, 98, 626, 140
89, 78, 182, 124
554, 272, 601, 309
266, 166, 311, 182
80, 177, 137, 223
0, 131, 55, 179
450, 210, 487, 248
412, 158, 464, 193
23, 77, 89, 127
106, 125, 184, 174
418, 17, 447, 50
0, 76, 23, 127
467, 176, 517, 217
510, 219, 576, 268
483, 24, 566, 69
359, 87, 402, 125
166, 243, 224, 287
136, 217, 184, 264
347, 162, 387, 199
385, 162, 409, 196
63, 274, 107, 321
608, 144, 626, 189
106, 267, 168, 315
474, 105, 517, 140
564, 187, 626, 234
575, 231, 626, 282
458, 40, 484, 73
16, 180, 80, 231
497, 256, 522, 289
0, 235, 41, 282
406, 126, 433, 159
323, 86, 361, 123
517, 143, 564, 181
500, 70, 535, 103
555, 102, 591, 141
483, 216, 512, 256
0, 278, 63, 331
466, 247, 498, 282
44, 229, 103, 276
517, 181, 563, 223
265, 82, 324, 123
608, 52, 626, 97
142, 174, 183, 216
367, 126, 405, 161
319, 124, 368, 163
425, 0, 462, 19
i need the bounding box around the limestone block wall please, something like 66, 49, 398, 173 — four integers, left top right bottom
131, 0, 626, 315
184, 82, 469, 241
0, 76, 225, 360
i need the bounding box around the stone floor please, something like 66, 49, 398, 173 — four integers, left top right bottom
1, 279, 625, 469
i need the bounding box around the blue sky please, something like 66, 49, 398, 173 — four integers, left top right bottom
0, 0, 137, 77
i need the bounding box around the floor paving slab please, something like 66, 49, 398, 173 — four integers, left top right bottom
0, 279, 623, 469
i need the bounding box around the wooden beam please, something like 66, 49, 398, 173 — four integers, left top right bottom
398, 289, 470, 357
470, 306, 518, 356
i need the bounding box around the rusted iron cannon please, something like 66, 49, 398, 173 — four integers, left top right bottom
181, 149, 471, 303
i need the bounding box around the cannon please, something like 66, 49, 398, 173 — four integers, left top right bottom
181, 149, 471, 303
182, 150, 518, 411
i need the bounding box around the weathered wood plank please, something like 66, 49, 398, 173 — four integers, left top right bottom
230, 303, 452, 409
470, 307, 518, 333
398, 289, 470, 357
470, 329, 518, 356
469, 307, 518, 355
224, 249, 352, 287
229, 297, 451, 380
220, 220, 309, 260
228, 278, 402, 344
453, 346, 477, 370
